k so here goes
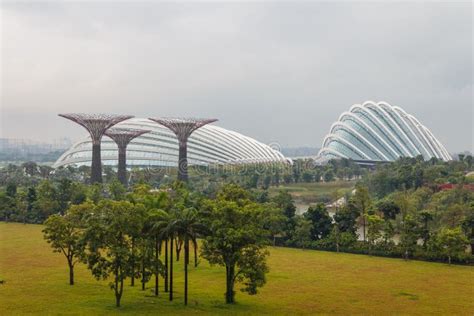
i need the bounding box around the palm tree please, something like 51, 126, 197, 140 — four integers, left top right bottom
173, 208, 206, 305
154, 211, 177, 301
147, 209, 168, 296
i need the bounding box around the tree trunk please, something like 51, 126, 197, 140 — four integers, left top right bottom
169, 236, 174, 301
448, 255, 451, 265
141, 259, 146, 291
194, 239, 198, 268
115, 269, 123, 307
176, 239, 182, 262
131, 239, 135, 286
273, 235, 276, 246
164, 239, 168, 292
155, 240, 159, 296
184, 238, 189, 305
362, 216, 366, 242
68, 262, 74, 285
225, 264, 235, 304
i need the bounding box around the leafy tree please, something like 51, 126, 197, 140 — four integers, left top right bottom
436, 228, 469, 264
26, 187, 37, 222
461, 208, 474, 252
42, 203, 90, 285
263, 206, 287, 246
304, 203, 332, 240
333, 204, 359, 235
399, 215, 419, 260
57, 178, 73, 214
87, 184, 102, 204
0, 191, 15, 221
376, 199, 400, 220
272, 190, 296, 219
39, 165, 54, 179
6, 182, 17, 198
262, 174, 272, 189
109, 180, 126, 201
272, 190, 297, 241
323, 169, 335, 182
418, 210, 434, 247
82, 200, 146, 307
353, 184, 371, 241
442, 204, 467, 228
302, 171, 313, 183
201, 184, 270, 304
367, 214, 384, 254
292, 216, 313, 249
70, 182, 88, 205
35, 180, 60, 222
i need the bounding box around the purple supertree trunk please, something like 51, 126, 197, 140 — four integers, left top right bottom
58, 114, 134, 184
148, 118, 218, 183
178, 140, 188, 182
117, 145, 127, 186
105, 128, 150, 187
91, 142, 103, 184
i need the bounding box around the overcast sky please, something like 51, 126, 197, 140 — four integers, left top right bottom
1, 1, 472, 153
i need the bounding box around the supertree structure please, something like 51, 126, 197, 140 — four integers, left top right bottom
105, 128, 150, 186
148, 117, 218, 182
58, 113, 134, 183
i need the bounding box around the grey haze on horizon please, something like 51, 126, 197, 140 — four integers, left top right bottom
1, 1, 473, 153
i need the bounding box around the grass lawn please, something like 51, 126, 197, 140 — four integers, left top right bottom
1, 222, 473, 315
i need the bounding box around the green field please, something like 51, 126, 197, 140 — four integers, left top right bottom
1, 222, 473, 315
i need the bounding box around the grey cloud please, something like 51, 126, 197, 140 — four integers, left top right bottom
1, 1, 472, 152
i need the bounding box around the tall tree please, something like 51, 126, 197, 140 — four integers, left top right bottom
353, 184, 371, 241
436, 228, 469, 264
201, 184, 270, 304
461, 208, 474, 252
173, 208, 206, 305
82, 200, 146, 307
304, 203, 333, 240
42, 203, 90, 285
367, 214, 384, 255
292, 216, 313, 249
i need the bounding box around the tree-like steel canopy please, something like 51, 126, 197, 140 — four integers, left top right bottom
148, 117, 218, 182
105, 128, 151, 186
58, 113, 134, 183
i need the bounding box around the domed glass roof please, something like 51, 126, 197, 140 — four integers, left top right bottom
54, 118, 288, 168
318, 101, 451, 162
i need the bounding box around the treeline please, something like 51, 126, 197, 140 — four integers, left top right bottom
0, 158, 366, 193
0, 159, 363, 223
193, 158, 365, 191
273, 156, 474, 264
277, 184, 473, 264
1, 156, 473, 268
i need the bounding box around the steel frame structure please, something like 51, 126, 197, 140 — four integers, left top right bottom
148, 117, 217, 182
105, 128, 150, 186
58, 113, 134, 183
